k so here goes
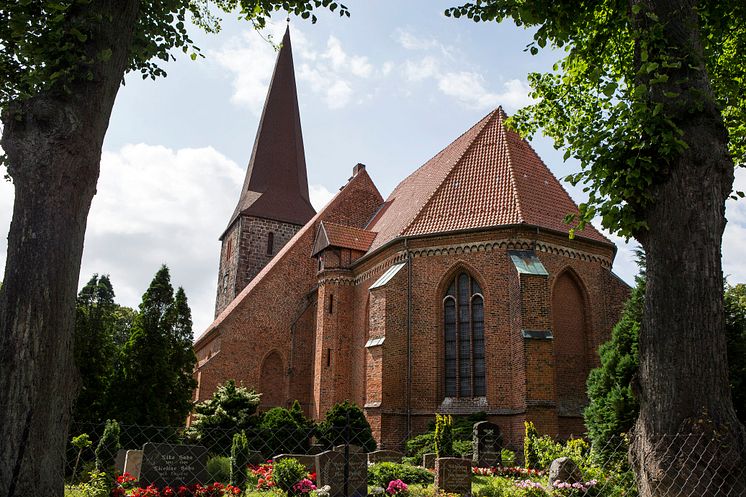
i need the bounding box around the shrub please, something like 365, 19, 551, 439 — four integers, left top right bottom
523, 422, 539, 469
231, 431, 251, 488
273, 457, 309, 495
404, 432, 435, 460
501, 448, 516, 467
473, 476, 522, 497
368, 462, 434, 487
434, 414, 454, 458
453, 439, 472, 457
95, 419, 120, 473
259, 404, 314, 455
207, 456, 232, 483
317, 401, 376, 452
78, 470, 112, 497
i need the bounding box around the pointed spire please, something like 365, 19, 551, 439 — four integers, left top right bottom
225, 26, 316, 235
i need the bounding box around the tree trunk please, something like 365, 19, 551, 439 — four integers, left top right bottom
630, 1, 746, 495
0, 2, 139, 496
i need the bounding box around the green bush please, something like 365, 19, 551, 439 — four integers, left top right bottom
77, 470, 112, 497
95, 419, 120, 473
207, 456, 232, 484
501, 448, 516, 467
367, 462, 434, 487
523, 422, 539, 469
273, 457, 308, 494
317, 401, 376, 452
259, 403, 314, 455
404, 432, 435, 460
231, 431, 250, 488
473, 476, 523, 497
434, 414, 454, 457
453, 439, 473, 457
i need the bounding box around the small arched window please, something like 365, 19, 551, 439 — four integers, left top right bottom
444, 272, 485, 398
267, 232, 275, 255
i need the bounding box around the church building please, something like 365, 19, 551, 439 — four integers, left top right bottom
193, 27, 630, 449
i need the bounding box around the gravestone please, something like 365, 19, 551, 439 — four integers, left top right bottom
367, 450, 403, 464
548, 457, 582, 486
139, 443, 209, 489
273, 454, 318, 472
422, 452, 436, 469
472, 421, 502, 467
435, 457, 471, 495
315, 449, 367, 497
114, 449, 128, 475
123, 450, 143, 479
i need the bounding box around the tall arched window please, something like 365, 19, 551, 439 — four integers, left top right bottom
444, 272, 485, 398
267, 232, 275, 255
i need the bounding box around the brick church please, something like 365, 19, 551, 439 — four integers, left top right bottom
193, 27, 629, 449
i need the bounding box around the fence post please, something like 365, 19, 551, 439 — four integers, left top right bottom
344, 410, 350, 497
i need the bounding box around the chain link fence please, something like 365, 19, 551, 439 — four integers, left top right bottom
62, 421, 746, 497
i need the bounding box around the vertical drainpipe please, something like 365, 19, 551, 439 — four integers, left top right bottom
406, 238, 413, 438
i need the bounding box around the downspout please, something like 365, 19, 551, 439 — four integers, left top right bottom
405, 238, 413, 438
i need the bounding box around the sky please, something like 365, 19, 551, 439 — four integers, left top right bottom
1, 0, 745, 336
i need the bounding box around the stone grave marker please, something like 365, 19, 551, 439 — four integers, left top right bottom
315, 449, 367, 497
114, 449, 128, 475
123, 450, 143, 479
139, 443, 209, 489
422, 452, 436, 469
435, 457, 471, 495
367, 450, 403, 464
472, 421, 502, 468
273, 454, 318, 472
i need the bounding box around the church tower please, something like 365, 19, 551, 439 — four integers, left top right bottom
215, 27, 315, 317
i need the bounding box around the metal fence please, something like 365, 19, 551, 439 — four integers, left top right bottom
61, 421, 746, 497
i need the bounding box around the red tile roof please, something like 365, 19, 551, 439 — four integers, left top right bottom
312, 221, 377, 255
366, 108, 610, 249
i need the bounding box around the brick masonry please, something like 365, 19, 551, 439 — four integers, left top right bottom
194, 167, 630, 448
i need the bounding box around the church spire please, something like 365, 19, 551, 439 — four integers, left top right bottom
225, 26, 315, 234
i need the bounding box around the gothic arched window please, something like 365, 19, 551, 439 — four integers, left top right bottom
267, 232, 275, 255
444, 272, 485, 398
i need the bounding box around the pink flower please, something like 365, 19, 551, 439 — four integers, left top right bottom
386, 479, 408, 495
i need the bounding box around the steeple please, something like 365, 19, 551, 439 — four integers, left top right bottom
215, 26, 316, 317
225, 26, 316, 233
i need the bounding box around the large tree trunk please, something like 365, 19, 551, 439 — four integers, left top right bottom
630, 1, 746, 495
0, 2, 139, 495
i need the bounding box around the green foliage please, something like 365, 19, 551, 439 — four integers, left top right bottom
725, 283, 746, 421
367, 462, 434, 487
317, 400, 377, 452
500, 448, 516, 467
272, 457, 308, 494
473, 476, 523, 497
72, 433, 92, 451
110, 265, 197, 426
445, 2, 746, 238
76, 470, 112, 497
584, 275, 644, 461
94, 419, 120, 473
259, 404, 314, 455
207, 456, 232, 484
523, 422, 539, 469
231, 431, 250, 489
187, 379, 262, 455
528, 435, 590, 471
453, 439, 473, 457
434, 414, 454, 458
404, 432, 435, 461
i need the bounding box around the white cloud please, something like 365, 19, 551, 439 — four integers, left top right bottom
83, 144, 243, 334
438, 74, 534, 111
403, 56, 440, 82
309, 183, 335, 211
395, 29, 439, 51
213, 23, 380, 112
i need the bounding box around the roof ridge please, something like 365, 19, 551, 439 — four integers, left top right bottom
403, 108, 500, 237
500, 109, 527, 224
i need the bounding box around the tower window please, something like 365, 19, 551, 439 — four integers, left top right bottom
328, 294, 334, 314
222, 272, 229, 292
267, 232, 275, 255
444, 272, 485, 398
225, 239, 233, 260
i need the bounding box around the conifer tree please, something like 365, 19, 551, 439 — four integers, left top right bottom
73, 274, 118, 425
112, 265, 196, 426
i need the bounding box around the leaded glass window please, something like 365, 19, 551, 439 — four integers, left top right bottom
443, 272, 486, 397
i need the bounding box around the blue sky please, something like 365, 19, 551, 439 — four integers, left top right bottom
1, 1, 744, 334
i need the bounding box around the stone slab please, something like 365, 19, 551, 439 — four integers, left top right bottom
139, 443, 209, 489
435, 457, 471, 496
123, 450, 143, 479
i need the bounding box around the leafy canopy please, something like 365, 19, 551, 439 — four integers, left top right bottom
446, 1, 746, 239
0, 0, 350, 110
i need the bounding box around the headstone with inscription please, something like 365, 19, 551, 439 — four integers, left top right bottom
472, 421, 503, 468
123, 450, 143, 479
314, 449, 367, 497
435, 457, 471, 495
422, 452, 436, 469
367, 450, 403, 464
139, 443, 209, 489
